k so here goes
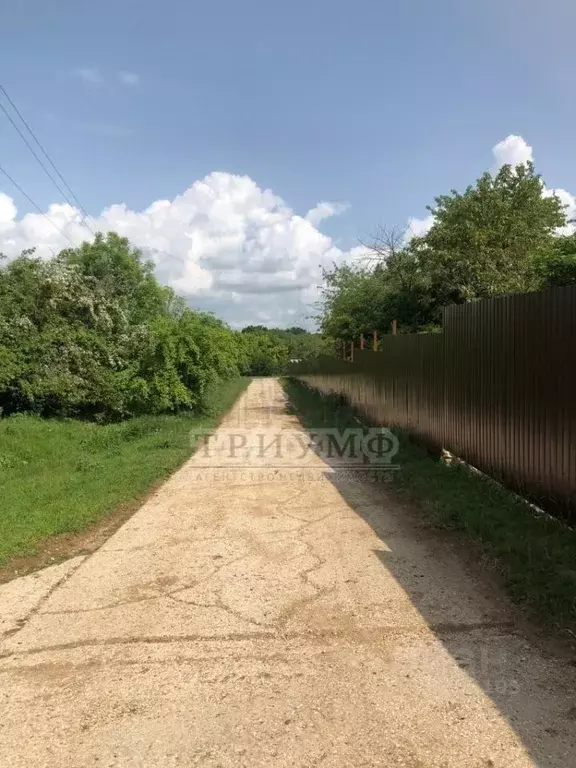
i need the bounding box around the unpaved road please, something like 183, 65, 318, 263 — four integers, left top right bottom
1, 378, 575, 767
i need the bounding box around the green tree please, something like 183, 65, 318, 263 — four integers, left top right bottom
239, 330, 288, 375
319, 250, 437, 342
58, 232, 173, 323
0, 252, 138, 417
241, 325, 269, 334
237, 326, 328, 373
0, 236, 247, 420
536, 232, 576, 287
419, 162, 566, 304
319, 265, 388, 342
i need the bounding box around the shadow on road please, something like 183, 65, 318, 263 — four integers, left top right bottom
284, 384, 576, 768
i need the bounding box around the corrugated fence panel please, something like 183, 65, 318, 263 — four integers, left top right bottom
289, 286, 576, 517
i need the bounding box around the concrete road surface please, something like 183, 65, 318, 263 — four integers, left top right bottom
1, 378, 575, 767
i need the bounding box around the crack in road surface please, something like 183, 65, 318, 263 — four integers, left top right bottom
1, 378, 575, 767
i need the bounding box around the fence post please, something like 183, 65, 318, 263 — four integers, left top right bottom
360, 333, 365, 350
391, 319, 397, 335
373, 330, 378, 351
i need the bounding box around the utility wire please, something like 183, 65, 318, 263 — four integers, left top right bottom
0, 84, 96, 234
0, 97, 94, 235
0, 163, 77, 249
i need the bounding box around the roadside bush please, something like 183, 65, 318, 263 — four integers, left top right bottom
0, 234, 245, 420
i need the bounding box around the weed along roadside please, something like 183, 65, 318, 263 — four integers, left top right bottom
0, 378, 250, 577
282, 377, 576, 636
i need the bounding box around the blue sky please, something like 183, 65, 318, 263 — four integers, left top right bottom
1, 0, 575, 326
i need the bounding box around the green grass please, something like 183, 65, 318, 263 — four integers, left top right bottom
0, 378, 250, 565
282, 377, 576, 633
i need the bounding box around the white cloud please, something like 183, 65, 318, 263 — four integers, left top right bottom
305, 201, 349, 226
0, 173, 348, 327
74, 68, 104, 85
0, 193, 17, 233
406, 214, 434, 239
118, 71, 140, 86
492, 134, 533, 167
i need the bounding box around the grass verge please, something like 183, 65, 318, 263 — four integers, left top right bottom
282, 377, 576, 634
0, 377, 250, 568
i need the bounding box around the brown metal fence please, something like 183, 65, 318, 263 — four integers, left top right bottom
289, 286, 576, 516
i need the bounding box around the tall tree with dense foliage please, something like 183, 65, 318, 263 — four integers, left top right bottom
417, 162, 566, 305
535, 232, 576, 287
58, 232, 174, 324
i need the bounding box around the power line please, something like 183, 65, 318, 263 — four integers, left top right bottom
0, 96, 94, 235
0, 163, 77, 250
0, 84, 96, 234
